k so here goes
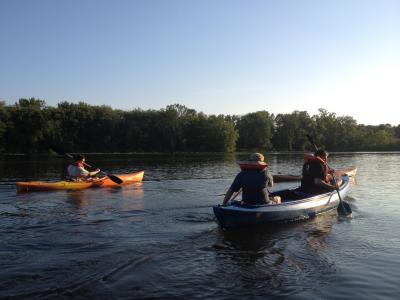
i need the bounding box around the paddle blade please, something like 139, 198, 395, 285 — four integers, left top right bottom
49, 145, 76, 160
108, 174, 123, 184
338, 200, 352, 217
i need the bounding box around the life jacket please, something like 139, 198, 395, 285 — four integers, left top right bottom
303, 153, 329, 182
73, 161, 85, 168
67, 161, 86, 180
238, 161, 268, 171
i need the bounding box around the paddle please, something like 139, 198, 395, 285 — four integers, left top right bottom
306, 135, 352, 217
231, 188, 242, 201
221, 188, 242, 206
50, 146, 123, 184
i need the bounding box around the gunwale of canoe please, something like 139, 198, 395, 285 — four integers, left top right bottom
273, 166, 357, 183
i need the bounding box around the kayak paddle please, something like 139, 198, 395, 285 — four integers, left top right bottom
331, 173, 352, 216
50, 146, 123, 184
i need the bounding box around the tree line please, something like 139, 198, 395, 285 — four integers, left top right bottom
0, 98, 399, 154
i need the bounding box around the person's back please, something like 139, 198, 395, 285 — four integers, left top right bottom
231, 169, 271, 205
222, 153, 275, 206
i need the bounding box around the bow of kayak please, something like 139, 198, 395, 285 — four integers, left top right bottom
100, 171, 144, 187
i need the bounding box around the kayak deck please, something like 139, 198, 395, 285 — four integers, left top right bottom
16, 170, 144, 192
100, 171, 144, 187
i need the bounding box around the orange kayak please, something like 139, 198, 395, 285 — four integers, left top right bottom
16, 170, 144, 192
100, 171, 144, 187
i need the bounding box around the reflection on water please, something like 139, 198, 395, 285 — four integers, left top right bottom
206, 214, 336, 297
66, 190, 97, 209
1, 152, 400, 299
65, 184, 145, 211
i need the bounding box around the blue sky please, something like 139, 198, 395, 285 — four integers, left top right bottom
1, 0, 399, 125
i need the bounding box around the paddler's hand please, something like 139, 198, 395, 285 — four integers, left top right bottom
90, 168, 101, 176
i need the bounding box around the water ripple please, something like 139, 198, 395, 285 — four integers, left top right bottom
1, 153, 400, 299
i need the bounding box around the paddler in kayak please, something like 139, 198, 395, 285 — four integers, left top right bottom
222, 153, 280, 206
67, 154, 101, 181
300, 149, 341, 194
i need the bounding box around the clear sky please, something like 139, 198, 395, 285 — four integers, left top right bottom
1, 0, 399, 125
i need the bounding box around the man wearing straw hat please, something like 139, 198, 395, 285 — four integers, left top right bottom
222, 152, 279, 206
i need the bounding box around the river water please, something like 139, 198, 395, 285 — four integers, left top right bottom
0, 152, 399, 299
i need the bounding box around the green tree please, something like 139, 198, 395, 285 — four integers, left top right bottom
152, 105, 195, 151
312, 108, 359, 151
117, 109, 151, 152
1, 98, 399, 153
184, 113, 238, 152
236, 111, 273, 150
272, 111, 314, 151
54, 102, 120, 152
0, 101, 9, 153
5, 98, 49, 154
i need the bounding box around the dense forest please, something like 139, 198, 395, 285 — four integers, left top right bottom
0, 98, 399, 154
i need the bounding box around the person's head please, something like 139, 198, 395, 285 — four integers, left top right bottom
249, 152, 265, 162
314, 149, 328, 161
238, 152, 268, 170
74, 154, 85, 162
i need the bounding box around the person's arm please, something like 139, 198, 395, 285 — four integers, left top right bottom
222, 189, 234, 205
222, 174, 241, 205
89, 168, 101, 176
265, 169, 274, 187
311, 163, 335, 191
79, 167, 100, 177
314, 178, 336, 191
77, 167, 90, 177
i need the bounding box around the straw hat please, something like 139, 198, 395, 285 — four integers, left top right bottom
249, 153, 265, 162
238, 152, 268, 169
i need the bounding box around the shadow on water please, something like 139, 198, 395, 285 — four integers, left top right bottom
29, 213, 340, 300
194, 213, 339, 299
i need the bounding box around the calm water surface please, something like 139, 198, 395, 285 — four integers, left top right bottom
1, 153, 399, 299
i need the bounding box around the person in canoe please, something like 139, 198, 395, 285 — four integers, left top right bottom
67, 154, 101, 181
222, 152, 280, 206
300, 149, 341, 194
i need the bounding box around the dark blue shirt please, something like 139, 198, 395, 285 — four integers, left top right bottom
230, 169, 273, 205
